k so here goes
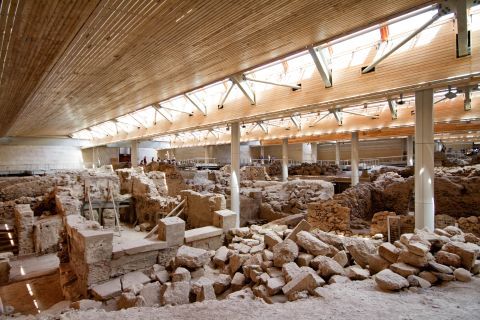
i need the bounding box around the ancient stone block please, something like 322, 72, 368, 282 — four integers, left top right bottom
213, 209, 237, 232
158, 217, 185, 247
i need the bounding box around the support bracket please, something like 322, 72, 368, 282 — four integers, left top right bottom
230, 74, 256, 105
185, 94, 207, 115
243, 75, 301, 91
331, 108, 343, 126
153, 104, 173, 123
388, 98, 398, 119
218, 81, 234, 109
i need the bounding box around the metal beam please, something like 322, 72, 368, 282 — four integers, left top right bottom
230, 74, 256, 105
185, 94, 207, 115
331, 108, 343, 126
243, 75, 301, 90
308, 46, 332, 87
343, 110, 379, 119
153, 105, 173, 123
129, 114, 147, 128
290, 115, 302, 129
258, 121, 268, 133
309, 112, 331, 127
456, 0, 470, 57
362, 9, 445, 74
159, 104, 193, 116
387, 98, 398, 119
218, 81, 234, 109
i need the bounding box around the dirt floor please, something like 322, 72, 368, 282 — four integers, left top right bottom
16, 277, 480, 320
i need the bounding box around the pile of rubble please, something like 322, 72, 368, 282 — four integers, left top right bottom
288, 163, 341, 176
59, 220, 479, 312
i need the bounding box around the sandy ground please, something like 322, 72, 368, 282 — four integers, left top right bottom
18, 277, 480, 320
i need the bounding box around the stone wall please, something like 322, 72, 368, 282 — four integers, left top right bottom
180, 190, 226, 228
14, 204, 34, 256
33, 215, 62, 253
307, 200, 350, 233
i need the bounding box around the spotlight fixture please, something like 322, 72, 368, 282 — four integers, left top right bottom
445, 85, 457, 99
226, 125, 230, 131
241, 122, 246, 129
397, 93, 405, 105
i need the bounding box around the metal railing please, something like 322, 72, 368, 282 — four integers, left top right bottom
177, 158, 218, 167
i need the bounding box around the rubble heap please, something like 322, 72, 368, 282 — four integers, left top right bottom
65, 220, 479, 311
288, 163, 341, 176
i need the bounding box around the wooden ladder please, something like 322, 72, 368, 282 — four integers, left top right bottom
144, 199, 186, 239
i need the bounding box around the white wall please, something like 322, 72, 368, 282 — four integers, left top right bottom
0, 145, 84, 170
318, 139, 405, 160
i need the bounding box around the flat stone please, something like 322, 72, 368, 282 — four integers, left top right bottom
407, 275, 431, 288
444, 226, 463, 236
300, 266, 326, 287
121, 271, 151, 290
154, 270, 170, 284
432, 272, 454, 282
435, 251, 462, 268
398, 250, 428, 268
390, 262, 419, 278
213, 274, 231, 294
378, 243, 400, 264
175, 245, 210, 269
419, 271, 438, 284
345, 265, 370, 280
117, 292, 145, 309
442, 241, 480, 270
375, 269, 409, 291
91, 278, 122, 300
226, 287, 255, 300
428, 261, 453, 274
345, 238, 376, 268
295, 231, 331, 256
184, 226, 223, 243
272, 239, 299, 267
453, 268, 472, 282
407, 241, 430, 257
70, 299, 102, 310
285, 219, 312, 242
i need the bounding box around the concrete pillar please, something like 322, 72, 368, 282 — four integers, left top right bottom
282, 138, 288, 182
230, 122, 240, 227
260, 146, 265, 164
407, 136, 414, 166
301, 143, 312, 163
131, 140, 139, 167
335, 142, 340, 166
351, 132, 359, 186
311, 143, 318, 163
415, 89, 435, 231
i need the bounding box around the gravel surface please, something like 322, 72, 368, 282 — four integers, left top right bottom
26, 278, 480, 320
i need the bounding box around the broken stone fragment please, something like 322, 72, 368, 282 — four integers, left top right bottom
139, 282, 161, 307
442, 241, 479, 270
213, 246, 230, 268
300, 266, 326, 287
282, 262, 302, 282
344, 238, 376, 268
297, 253, 314, 267
117, 292, 146, 309
262, 249, 274, 261
120, 271, 151, 291
389, 262, 420, 278
378, 242, 400, 264
175, 245, 210, 269
160, 281, 191, 306
407, 275, 431, 288
264, 231, 283, 249
266, 276, 285, 296
428, 261, 453, 274
213, 274, 232, 294
443, 226, 463, 237
226, 287, 255, 300
374, 269, 409, 291
434, 250, 462, 268
345, 265, 370, 280
328, 275, 351, 284
282, 272, 318, 296
406, 241, 431, 257
70, 299, 102, 310
419, 271, 438, 284
172, 267, 191, 282
311, 256, 344, 279
332, 250, 349, 268
367, 253, 391, 275
230, 272, 246, 291
272, 239, 299, 267
295, 231, 331, 256
229, 253, 249, 275
397, 250, 428, 268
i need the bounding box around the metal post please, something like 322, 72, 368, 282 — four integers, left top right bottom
230, 122, 240, 227
282, 138, 288, 182
351, 132, 359, 186
407, 136, 414, 166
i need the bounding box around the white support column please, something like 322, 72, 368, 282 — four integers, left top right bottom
415, 89, 435, 231
311, 142, 318, 163
351, 132, 359, 186
301, 143, 312, 163
204, 146, 209, 164
131, 140, 139, 167
335, 141, 340, 166
407, 136, 414, 166
230, 122, 240, 227
260, 146, 265, 164
282, 138, 288, 182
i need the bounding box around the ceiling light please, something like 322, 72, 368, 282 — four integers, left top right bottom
445, 85, 457, 99
397, 93, 405, 105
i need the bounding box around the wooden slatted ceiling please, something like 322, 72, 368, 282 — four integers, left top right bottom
93, 20, 480, 146
1, 0, 432, 137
